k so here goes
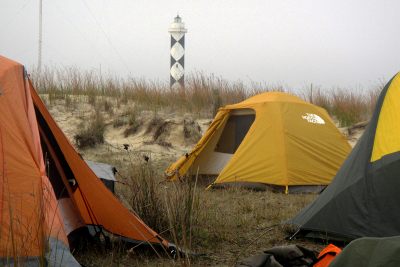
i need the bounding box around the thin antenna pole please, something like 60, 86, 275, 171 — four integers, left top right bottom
38, 0, 42, 74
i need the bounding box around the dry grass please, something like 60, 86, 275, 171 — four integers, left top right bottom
74, 110, 106, 149
30, 66, 385, 127
73, 149, 325, 266
26, 66, 388, 266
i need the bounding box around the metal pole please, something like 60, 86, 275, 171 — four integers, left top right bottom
38, 0, 42, 74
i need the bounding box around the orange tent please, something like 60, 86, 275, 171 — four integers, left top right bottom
0, 56, 169, 266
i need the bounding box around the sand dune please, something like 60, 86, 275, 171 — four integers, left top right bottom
43, 95, 366, 171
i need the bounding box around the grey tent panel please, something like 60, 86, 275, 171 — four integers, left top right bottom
0, 237, 81, 267
85, 161, 117, 193
47, 237, 81, 267
85, 161, 117, 181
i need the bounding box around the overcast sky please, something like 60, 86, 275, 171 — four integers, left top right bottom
1, 0, 399, 91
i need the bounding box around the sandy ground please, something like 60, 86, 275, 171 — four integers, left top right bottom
43, 94, 366, 170
338, 121, 368, 148
42, 95, 369, 266
42, 95, 212, 171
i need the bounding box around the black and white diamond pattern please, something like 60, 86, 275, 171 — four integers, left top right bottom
170, 33, 185, 89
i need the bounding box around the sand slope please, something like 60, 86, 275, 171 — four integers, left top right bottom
42, 95, 367, 172
42, 95, 212, 170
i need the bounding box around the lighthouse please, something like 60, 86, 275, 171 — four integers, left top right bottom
168, 15, 187, 89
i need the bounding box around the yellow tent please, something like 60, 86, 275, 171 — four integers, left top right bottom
165, 92, 352, 193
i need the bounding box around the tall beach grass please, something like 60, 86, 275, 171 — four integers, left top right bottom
29, 66, 388, 265
30, 66, 385, 127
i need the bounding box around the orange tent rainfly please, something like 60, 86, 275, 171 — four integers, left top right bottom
0, 55, 170, 266
165, 92, 352, 193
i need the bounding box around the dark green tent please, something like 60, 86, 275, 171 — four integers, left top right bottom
328, 236, 400, 266
285, 72, 400, 241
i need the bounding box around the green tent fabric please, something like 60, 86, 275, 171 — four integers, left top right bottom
285, 72, 400, 241
236, 245, 318, 267
328, 236, 400, 267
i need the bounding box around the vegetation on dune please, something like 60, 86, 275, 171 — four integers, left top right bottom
74, 110, 106, 149
25, 66, 386, 266
77, 150, 321, 267
30, 66, 385, 127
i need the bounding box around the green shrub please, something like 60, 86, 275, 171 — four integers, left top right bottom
74, 112, 105, 149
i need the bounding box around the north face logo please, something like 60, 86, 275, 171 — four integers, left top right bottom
302, 113, 325, 124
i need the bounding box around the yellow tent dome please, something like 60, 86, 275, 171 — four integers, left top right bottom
165, 92, 352, 193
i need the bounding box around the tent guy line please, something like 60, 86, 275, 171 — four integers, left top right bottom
81, 0, 131, 74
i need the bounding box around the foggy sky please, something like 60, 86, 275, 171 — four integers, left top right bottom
1, 0, 399, 91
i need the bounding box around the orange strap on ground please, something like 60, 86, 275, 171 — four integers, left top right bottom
313, 244, 342, 267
